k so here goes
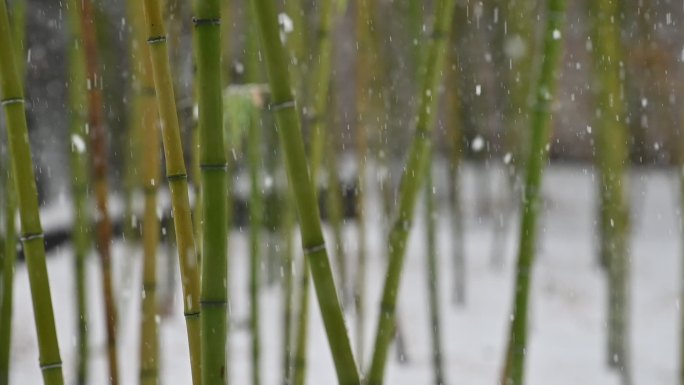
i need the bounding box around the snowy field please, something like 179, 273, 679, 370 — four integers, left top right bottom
7, 163, 682, 385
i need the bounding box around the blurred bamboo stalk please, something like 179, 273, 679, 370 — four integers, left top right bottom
0, 0, 64, 383
589, 1, 631, 383
499, 1, 567, 384
141, 0, 202, 382
78, 0, 120, 382
424, 153, 446, 385
65, 0, 90, 382
366, 0, 457, 382
250, 1, 361, 384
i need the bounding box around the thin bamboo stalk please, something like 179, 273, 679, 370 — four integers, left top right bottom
65, 0, 90, 382
589, 0, 631, 382
424, 154, 446, 385
0, 0, 64, 383
445, 10, 466, 305
499, 1, 567, 384
281, 185, 295, 385
78, 2, 120, 383
248, 102, 262, 385
0, 144, 16, 385
291, 1, 340, 384
365, 0, 457, 383
251, 1, 361, 384
194, 0, 229, 383
141, 0, 202, 382
135, 7, 162, 383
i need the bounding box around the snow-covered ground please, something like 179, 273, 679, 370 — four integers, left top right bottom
8, 163, 682, 384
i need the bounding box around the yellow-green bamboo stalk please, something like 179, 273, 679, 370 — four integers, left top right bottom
0, 0, 64, 383
251, 1, 361, 384
0, 1, 23, 383
281, 185, 295, 385
141, 0, 202, 382
499, 1, 567, 384
366, 1, 457, 383
65, 0, 90, 382
134, 4, 162, 382
0, 163, 15, 385
195, 0, 229, 383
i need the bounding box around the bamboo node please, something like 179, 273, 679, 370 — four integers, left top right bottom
1, 97, 24, 106
192, 17, 221, 25
303, 243, 326, 255
270, 100, 296, 111
20, 232, 44, 242
167, 173, 188, 181
40, 361, 63, 371
147, 36, 167, 45
184, 311, 200, 318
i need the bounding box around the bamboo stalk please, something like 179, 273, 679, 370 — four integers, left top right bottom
326, 137, 348, 306
0, 0, 64, 383
290, 1, 340, 383
281, 185, 295, 385
499, 1, 567, 384
248, 101, 262, 385
78, 1, 120, 383
445, 9, 466, 305
365, 0, 457, 383
134, 4, 162, 382
250, 1, 361, 384
589, 0, 631, 382
0, 142, 16, 385
193, 0, 229, 383
65, 0, 90, 382
141, 0, 202, 382
424, 154, 446, 385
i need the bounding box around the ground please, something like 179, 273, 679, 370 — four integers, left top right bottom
8, 163, 681, 384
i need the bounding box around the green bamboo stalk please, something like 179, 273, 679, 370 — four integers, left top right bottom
78, 2, 120, 383
445, 9, 466, 305
291, 1, 339, 384
499, 1, 567, 384
0, 143, 16, 385
365, 0, 456, 383
424, 154, 445, 385
194, 0, 229, 383
65, 0, 90, 382
281, 185, 295, 385
589, 0, 631, 381
0, 1, 23, 383
251, 1, 361, 384
283, 0, 307, 98
326, 137, 348, 306
248, 102, 262, 385
136, 10, 162, 383
0, 0, 64, 383
141, 0, 202, 382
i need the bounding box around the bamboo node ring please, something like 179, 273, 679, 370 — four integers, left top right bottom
303, 243, 326, 255
20, 232, 44, 242
147, 36, 167, 44
40, 361, 63, 371
271, 100, 296, 111
1, 97, 24, 106
167, 173, 188, 181
192, 17, 221, 25
184, 311, 200, 318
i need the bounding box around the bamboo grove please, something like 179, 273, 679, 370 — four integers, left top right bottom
3, 0, 684, 385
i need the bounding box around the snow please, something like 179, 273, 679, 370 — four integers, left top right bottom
7, 164, 682, 384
